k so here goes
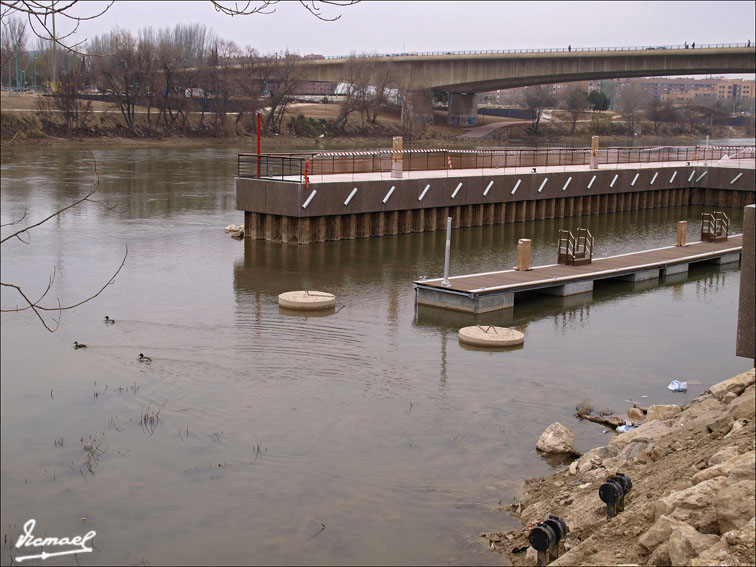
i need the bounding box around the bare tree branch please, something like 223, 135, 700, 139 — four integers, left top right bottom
209, 0, 358, 20
1, 151, 128, 332
0, 209, 27, 227
1, 0, 115, 55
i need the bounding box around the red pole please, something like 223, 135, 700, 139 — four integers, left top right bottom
257, 111, 261, 177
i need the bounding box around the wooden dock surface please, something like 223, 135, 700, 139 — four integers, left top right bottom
415, 234, 743, 295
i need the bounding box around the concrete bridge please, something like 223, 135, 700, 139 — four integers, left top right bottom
299, 44, 755, 126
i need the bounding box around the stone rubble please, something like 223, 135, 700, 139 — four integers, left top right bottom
482, 368, 755, 566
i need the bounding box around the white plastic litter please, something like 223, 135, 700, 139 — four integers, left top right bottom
668, 380, 688, 392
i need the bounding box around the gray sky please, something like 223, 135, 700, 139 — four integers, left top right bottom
54, 1, 756, 58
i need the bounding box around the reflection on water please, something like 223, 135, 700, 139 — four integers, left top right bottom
1, 144, 750, 566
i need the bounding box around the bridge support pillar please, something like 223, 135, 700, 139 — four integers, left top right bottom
448, 92, 478, 126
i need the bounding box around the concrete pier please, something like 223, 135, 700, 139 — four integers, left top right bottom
237, 159, 755, 245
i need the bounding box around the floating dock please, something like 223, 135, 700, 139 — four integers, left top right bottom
413, 235, 743, 313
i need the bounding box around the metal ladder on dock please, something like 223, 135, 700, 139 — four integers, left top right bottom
700, 211, 729, 243
557, 228, 594, 266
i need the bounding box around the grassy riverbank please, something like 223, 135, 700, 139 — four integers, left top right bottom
483, 368, 755, 566
2, 91, 751, 149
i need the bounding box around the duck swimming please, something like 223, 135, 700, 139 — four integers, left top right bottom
138, 353, 152, 362
73, 341, 87, 349
104, 316, 115, 324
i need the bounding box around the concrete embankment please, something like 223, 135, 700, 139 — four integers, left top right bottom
483, 368, 755, 566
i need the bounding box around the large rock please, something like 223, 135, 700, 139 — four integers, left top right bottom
646, 404, 682, 421
639, 514, 693, 551
607, 420, 671, 454
646, 541, 671, 566
536, 422, 576, 455
727, 384, 755, 420
654, 477, 727, 533
707, 369, 756, 402
626, 406, 645, 421
715, 480, 756, 534
668, 524, 720, 566
519, 500, 551, 527
707, 445, 740, 466
690, 517, 756, 566
693, 450, 755, 485
707, 414, 734, 436
725, 450, 755, 484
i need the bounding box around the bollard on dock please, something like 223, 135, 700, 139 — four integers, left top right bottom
516, 239, 532, 271
676, 221, 687, 247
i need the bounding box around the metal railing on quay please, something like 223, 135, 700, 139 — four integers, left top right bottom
238, 153, 307, 182
238, 145, 755, 182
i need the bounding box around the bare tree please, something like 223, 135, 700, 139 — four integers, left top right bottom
89, 29, 152, 132
36, 54, 92, 132
617, 83, 645, 135
560, 84, 589, 135
334, 54, 372, 130
1, 153, 127, 332
523, 85, 556, 135
366, 60, 395, 124
255, 53, 301, 134
0, 12, 27, 75
199, 37, 241, 131
398, 85, 432, 140
646, 97, 678, 134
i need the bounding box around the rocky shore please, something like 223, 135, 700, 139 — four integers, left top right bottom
483, 368, 755, 566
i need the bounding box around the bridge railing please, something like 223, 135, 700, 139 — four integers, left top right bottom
238, 145, 755, 181
322, 43, 751, 60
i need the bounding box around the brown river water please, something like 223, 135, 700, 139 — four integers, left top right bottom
0, 143, 750, 565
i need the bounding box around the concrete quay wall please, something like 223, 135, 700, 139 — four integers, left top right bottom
237, 165, 755, 244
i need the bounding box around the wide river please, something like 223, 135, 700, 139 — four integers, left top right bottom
1, 141, 751, 565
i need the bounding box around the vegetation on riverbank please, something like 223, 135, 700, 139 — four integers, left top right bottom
2, 92, 752, 149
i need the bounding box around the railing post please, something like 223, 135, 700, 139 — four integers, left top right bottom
256, 110, 261, 178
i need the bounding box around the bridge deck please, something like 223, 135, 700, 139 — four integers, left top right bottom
415, 235, 742, 296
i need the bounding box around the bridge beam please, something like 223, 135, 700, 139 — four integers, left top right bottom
448, 93, 478, 126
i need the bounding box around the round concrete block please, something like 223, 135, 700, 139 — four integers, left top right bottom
458, 325, 524, 348
278, 290, 335, 311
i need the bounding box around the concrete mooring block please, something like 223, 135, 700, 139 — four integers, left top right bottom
516, 239, 532, 271
676, 221, 687, 247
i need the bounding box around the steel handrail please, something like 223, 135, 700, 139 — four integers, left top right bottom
239, 145, 755, 180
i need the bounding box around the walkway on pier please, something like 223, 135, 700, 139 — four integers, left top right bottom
414, 235, 743, 313
298, 155, 752, 185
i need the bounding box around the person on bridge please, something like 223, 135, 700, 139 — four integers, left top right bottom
692, 42, 695, 48
568, 44, 571, 52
